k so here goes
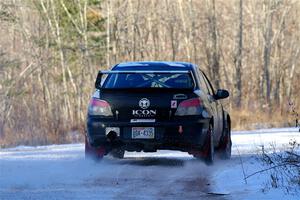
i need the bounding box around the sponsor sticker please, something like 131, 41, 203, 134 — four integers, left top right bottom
171, 100, 177, 108
139, 98, 150, 109
132, 110, 156, 117
130, 119, 155, 123
173, 94, 187, 99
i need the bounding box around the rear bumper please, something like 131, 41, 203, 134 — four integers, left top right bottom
86, 117, 210, 151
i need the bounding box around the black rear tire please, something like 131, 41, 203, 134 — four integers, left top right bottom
85, 136, 105, 160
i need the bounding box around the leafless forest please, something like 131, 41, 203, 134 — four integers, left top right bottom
0, 0, 299, 147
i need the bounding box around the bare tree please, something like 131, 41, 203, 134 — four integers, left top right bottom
234, 0, 243, 108
205, 0, 220, 89
1, 0, 300, 146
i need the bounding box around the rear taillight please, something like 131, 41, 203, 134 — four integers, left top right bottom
88, 98, 113, 116
175, 98, 203, 116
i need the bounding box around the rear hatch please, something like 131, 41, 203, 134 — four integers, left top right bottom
98, 70, 197, 122
100, 88, 197, 122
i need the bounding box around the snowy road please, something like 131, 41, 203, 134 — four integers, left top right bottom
0, 128, 299, 200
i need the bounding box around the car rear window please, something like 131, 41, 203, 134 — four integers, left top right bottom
102, 73, 194, 89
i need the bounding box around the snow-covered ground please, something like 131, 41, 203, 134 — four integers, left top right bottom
0, 128, 299, 200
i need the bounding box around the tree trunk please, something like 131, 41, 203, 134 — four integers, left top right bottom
106, 0, 110, 67
234, 0, 243, 108
206, 0, 220, 89
262, 1, 273, 107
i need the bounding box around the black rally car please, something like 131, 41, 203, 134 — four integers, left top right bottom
86, 61, 231, 163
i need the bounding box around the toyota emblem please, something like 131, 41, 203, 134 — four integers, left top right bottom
139, 98, 150, 109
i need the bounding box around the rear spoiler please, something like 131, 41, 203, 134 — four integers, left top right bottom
100, 70, 190, 74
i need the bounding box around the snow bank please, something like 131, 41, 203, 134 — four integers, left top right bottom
0, 127, 299, 199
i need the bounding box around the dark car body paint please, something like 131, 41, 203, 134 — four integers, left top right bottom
86, 61, 228, 153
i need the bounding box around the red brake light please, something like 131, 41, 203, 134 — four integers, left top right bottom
175, 98, 203, 116
90, 99, 110, 107
88, 98, 113, 116
178, 98, 201, 107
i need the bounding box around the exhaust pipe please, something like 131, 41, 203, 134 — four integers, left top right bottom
107, 131, 117, 142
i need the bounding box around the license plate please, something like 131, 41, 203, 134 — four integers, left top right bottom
132, 127, 155, 139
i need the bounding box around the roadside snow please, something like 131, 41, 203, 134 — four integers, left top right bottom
232, 127, 299, 154
0, 127, 299, 199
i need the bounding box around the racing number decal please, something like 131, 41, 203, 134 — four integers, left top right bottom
171, 100, 177, 108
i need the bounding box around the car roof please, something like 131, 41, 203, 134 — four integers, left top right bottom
112, 61, 196, 71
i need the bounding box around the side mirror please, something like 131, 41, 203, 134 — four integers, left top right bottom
95, 71, 102, 89
215, 89, 229, 100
